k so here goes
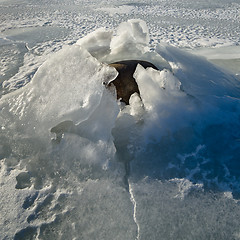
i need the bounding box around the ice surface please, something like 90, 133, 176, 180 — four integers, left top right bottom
108, 19, 150, 61
157, 44, 240, 100
1, 1, 240, 239
76, 28, 113, 60
1, 45, 118, 139
76, 19, 158, 64
188, 46, 240, 76
128, 178, 240, 240
130, 47, 240, 190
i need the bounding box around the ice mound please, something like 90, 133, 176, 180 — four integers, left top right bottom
0, 45, 118, 139
1, 19, 240, 239
76, 27, 113, 60
76, 19, 150, 61
76, 19, 171, 69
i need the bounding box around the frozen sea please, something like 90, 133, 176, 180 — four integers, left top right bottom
1, 0, 240, 239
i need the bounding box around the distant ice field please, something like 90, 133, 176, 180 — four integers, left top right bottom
1, 1, 240, 240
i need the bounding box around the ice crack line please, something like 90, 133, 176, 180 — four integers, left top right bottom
122, 159, 140, 239
129, 182, 140, 240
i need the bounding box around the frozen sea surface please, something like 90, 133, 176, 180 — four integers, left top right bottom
1, 0, 240, 240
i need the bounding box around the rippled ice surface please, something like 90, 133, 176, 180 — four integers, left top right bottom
1, 0, 240, 240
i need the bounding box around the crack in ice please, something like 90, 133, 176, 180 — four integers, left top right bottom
129, 182, 140, 240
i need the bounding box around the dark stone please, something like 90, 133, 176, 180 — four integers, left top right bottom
109, 60, 158, 104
